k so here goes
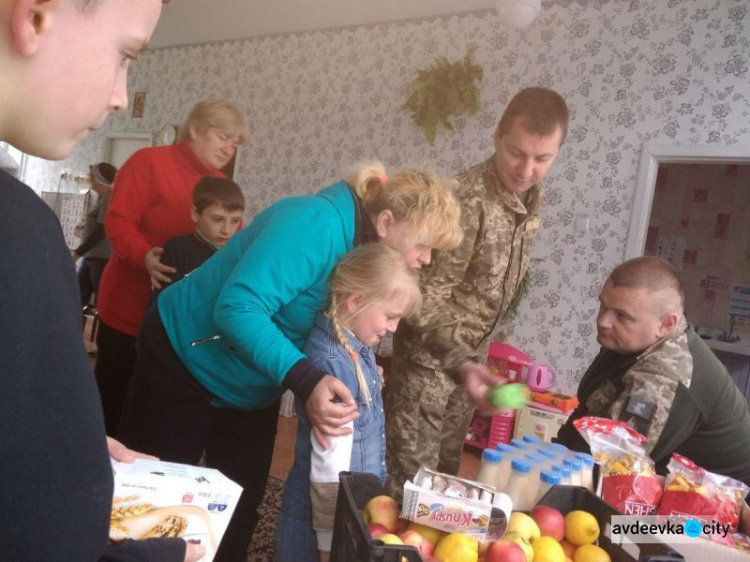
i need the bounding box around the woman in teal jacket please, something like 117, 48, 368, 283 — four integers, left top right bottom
119, 162, 463, 561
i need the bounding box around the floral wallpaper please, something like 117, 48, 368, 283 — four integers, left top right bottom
24, 0, 750, 395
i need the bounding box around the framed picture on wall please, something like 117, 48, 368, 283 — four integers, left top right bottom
132, 91, 146, 118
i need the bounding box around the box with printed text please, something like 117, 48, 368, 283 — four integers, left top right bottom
109, 459, 243, 562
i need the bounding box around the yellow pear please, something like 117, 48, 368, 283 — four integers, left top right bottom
507, 512, 541, 541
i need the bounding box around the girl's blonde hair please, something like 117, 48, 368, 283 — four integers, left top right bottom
344, 162, 463, 251
179, 98, 249, 144
329, 244, 422, 407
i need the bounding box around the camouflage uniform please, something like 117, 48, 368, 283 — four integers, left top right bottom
557, 318, 750, 485
584, 316, 693, 453
385, 157, 543, 500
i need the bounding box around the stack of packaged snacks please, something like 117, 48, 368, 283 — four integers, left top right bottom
658, 453, 749, 538
574, 416, 662, 515
400, 466, 496, 541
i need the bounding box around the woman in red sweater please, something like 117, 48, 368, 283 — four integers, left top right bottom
96, 98, 248, 436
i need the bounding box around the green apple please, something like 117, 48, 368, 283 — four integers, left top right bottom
507, 512, 541, 541
503, 531, 534, 562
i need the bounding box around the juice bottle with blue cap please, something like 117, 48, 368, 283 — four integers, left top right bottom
534, 470, 562, 504
505, 459, 532, 511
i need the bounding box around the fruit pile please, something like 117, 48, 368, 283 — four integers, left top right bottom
363, 494, 611, 562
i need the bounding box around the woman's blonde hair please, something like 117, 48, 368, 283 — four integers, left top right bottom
178, 98, 249, 144
328, 244, 422, 407
344, 162, 463, 251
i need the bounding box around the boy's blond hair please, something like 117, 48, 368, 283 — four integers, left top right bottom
344, 162, 463, 251
179, 98, 249, 144
328, 244, 422, 407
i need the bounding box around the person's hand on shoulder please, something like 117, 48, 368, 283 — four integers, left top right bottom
305, 375, 359, 450
106, 436, 158, 463
145, 247, 176, 289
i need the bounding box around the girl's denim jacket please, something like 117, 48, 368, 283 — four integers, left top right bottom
282, 312, 386, 549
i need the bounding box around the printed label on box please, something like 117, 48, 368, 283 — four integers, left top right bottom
109, 459, 242, 562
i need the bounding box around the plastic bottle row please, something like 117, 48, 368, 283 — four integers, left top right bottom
474, 434, 595, 512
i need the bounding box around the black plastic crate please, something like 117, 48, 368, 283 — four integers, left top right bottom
331, 471, 422, 562
537, 485, 684, 562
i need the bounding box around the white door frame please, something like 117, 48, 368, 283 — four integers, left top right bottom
626, 144, 750, 259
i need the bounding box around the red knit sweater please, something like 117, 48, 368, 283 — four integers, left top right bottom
97, 142, 225, 335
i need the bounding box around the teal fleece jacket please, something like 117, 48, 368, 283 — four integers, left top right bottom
158, 182, 358, 409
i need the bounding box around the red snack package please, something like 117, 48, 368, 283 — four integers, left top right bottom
657, 453, 749, 534
574, 417, 662, 515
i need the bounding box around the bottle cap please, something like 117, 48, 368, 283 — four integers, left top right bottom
548, 443, 568, 453
482, 449, 502, 463
540, 470, 561, 485
525, 453, 543, 463
496, 444, 515, 454
522, 434, 541, 444
537, 448, 556, 460
575, 452, 595, 466
511, 460, 531, 473
564, 458, 583, 471
552, 464, 571, 477
510, 439, 528, 449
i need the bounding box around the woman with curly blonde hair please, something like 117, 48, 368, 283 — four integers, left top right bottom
119, 160, 461, 560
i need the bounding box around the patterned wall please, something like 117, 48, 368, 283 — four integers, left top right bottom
24, 0, 750, 394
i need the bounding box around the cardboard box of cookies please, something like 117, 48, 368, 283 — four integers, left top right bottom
400, 466, 495, 541
109, 459, 242, 561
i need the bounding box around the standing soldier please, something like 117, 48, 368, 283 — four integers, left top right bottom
385, 87, 569, 500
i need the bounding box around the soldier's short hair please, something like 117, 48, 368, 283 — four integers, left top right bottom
608, 256, 685, 310
497, 87, 569, 145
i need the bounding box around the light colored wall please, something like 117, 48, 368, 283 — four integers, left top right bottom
24, 0, 750, 393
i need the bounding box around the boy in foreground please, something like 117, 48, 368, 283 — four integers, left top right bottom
0, 1, 202, 560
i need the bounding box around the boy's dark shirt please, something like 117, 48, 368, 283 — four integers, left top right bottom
0, 171, 183, 561
157, 230, 218, 294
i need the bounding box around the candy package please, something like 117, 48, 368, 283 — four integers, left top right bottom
657, 453, 749, 535
574, 416, 662, 515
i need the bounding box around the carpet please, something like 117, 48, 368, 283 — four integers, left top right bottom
246, 475, 284, 561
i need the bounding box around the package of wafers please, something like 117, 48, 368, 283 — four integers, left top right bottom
400, 466, 495, 540
109, 459, 243, 562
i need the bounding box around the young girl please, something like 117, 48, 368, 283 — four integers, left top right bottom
276, 244, 422, 562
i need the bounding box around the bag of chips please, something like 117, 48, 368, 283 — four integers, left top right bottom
657, 453, 749, 535
574, 416, 662, 515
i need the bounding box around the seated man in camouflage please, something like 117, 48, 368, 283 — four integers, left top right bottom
556, 256, 750, 486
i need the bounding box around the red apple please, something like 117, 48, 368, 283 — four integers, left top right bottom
530, 505, 565, 542
399, 529, 434, 556
363, 495, 400, 533
367, 522, 389, 538
485, 539, 527, 562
